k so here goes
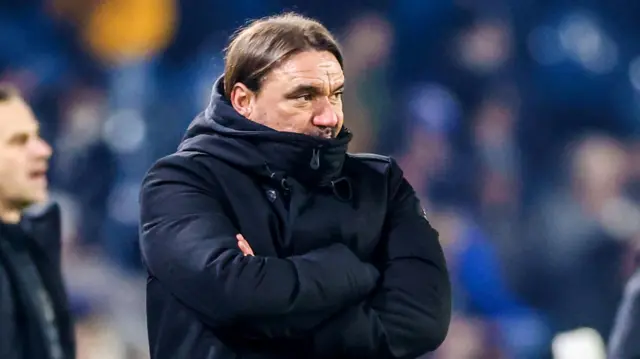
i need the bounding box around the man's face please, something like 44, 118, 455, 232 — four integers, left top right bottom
234, 50, 345, 139
0, 99, 52, 210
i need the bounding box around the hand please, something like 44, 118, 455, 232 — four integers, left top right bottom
236, 234, 255, 256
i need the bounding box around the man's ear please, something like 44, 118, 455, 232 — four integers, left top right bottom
229, 83, 255, 117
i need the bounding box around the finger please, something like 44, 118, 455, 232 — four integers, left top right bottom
236, 234, 255, 256
238, 240, 254, 256
243, 241, 255, 256
237, 240, 249, 255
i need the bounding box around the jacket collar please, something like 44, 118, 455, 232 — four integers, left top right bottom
180, 76, 353, 188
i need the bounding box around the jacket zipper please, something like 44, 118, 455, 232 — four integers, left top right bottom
310, 148, 321, 170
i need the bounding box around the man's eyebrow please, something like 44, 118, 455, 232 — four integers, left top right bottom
285, 84, 323, 97
7, 132, 28, 144
332, 83, 345, 92
287, 82, 345, 95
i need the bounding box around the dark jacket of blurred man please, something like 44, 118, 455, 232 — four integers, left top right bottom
0, 85, 75, 359
609, 252, 640, 359
139, 12, 451, 359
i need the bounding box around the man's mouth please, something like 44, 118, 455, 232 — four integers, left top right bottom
28, 169, 47, 180
315, 127, 335, 139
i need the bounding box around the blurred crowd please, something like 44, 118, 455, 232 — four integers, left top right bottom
2, 0, 640, 358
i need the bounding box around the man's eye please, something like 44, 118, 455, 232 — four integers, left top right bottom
330, 91, 344, 101
297, 94, 313, 101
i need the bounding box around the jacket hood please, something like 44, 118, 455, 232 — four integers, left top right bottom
178, 76, 353, 193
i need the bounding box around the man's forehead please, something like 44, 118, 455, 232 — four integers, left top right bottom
271, 52, 344, 87
284, 72, 344, 89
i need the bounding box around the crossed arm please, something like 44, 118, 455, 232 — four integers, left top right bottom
140, 154, 451, 357
307, 165, 451, 358
139, 155, 379, 338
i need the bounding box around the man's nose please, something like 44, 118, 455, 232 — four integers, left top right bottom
32, 138, 52, 159
312, 100, 339, 127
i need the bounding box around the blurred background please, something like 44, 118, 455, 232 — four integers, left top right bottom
2, 0, 640, 358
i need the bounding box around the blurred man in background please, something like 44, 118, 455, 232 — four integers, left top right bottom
139, 12, 451, 359
0, 85, 75, 359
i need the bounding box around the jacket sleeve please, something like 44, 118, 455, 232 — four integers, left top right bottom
139, 154, 379, 335
310, 160, 452, 359
609, 268, 640, 359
